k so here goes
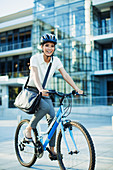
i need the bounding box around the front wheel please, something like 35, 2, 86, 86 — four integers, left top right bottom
57, 121, 95, 170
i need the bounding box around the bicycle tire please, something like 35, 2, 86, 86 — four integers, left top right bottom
57, 121, 95, 170
15, 119, 37, 167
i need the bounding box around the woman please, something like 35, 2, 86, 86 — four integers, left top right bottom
24, 33, 83, 160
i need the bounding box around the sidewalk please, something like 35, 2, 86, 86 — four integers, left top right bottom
0, 114, 113, 169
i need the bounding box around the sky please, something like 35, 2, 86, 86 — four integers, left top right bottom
0, 0, 34, 17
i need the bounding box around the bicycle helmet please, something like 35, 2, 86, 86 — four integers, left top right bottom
41, 33, 57, 45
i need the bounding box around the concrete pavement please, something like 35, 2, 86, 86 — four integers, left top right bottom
0, 114, 113, 170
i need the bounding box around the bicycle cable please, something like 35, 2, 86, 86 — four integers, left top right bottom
62, 95, 72, 118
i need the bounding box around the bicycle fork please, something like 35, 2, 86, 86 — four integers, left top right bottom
61, 122, 79, 155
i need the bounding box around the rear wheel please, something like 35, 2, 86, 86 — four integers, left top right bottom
15, 119, 37, 167
57, 121, 95, 170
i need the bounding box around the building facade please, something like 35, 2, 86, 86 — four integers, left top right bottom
0, 9, 33, 116
0, 0, 113, 117
32, 0, 113, 105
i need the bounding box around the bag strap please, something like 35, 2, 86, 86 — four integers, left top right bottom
24, 57, 53, 89
42, 62, 52, 88
24, 76, 30, 89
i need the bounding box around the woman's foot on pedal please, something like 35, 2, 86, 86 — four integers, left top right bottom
48, 147, 57, 161
23, 128, 32, 142
49, 152, 57, 161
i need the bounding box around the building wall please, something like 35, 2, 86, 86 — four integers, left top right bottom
0, 9, 33, 111
32, 0, 113, 106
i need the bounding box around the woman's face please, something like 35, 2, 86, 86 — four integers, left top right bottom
41, 42, 55, 57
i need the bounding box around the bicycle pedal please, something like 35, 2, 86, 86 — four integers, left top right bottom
69, 150, 79, 155
49, 153, 57, 161
19, 143, 24, 151
23, 138, 30, 144
74, 150, 79, 154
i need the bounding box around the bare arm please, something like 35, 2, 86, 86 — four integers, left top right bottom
59, 67, 83, 94
31, 66, 48, 96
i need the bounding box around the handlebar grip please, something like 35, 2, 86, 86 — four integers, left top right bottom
72, 90, 76, 95
82, 93, 87, 96
72, 90, 86, 96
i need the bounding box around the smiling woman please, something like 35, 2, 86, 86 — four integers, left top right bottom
23, 33, 83, 160
41, 42, 55, 59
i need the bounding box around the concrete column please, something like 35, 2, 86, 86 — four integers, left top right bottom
2, 85, 8, 108
85, 0, 92, 54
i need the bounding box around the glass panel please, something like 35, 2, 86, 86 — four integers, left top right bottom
0, 96, 2, 105
7, 61, 12, 78
69, 2, 84, 12
0, 62, 5, 76
14, 33, 18, 49
0, 37, 6, 52
55, 0, 68, 7
107, 81, 113, 105
19, 59, 25, 77
35, 0, 54, 11
19, 33, 25, 48
8, 35, 13, 50
9, 86, 22, 108
102, 45, 112, 70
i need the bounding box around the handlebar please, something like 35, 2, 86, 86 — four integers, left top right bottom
48, 90, 86, 97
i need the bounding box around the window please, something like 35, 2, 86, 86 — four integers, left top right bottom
0, 96, 2, 105
0, 26, 32, 52
8, 35, 13, 50
8, 86, 22, 108
0, 36, 6, 52
107, 81, 113, 106
0, 54, 31, 78
0, 59, 6, 76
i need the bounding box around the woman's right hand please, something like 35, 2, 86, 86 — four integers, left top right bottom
40, 89, 49, 96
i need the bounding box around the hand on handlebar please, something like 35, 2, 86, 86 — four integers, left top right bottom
48, 89, 86, 97
40, 89, 49, 96
72, 90, 86, 96
77, 89, 83, 95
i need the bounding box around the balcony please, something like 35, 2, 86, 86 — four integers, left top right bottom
0, 41, 31, 53
93, 25, 113, 44
93, 25, 113, 36
99, 61, 113, 70
0, 70, 29, 79
93, 61, 113, 76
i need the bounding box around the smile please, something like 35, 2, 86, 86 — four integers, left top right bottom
47, 51, 52, 53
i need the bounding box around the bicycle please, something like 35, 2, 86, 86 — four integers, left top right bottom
15, 90, 96, 170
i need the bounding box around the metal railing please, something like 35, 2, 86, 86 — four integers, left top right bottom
0, 41, 31, 52
0, 70, 29, 78
99, 61, 113, 70
0, 60, 113, 79
54, 96, 113, 107
93, 25, 113, 36
7, 96, 113, 108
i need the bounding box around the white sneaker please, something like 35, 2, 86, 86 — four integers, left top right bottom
23, 129, 33, 142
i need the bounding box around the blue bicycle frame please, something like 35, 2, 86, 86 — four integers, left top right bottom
41, 104, 78, 153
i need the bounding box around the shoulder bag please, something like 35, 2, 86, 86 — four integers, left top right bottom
14, 61, 52, 114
